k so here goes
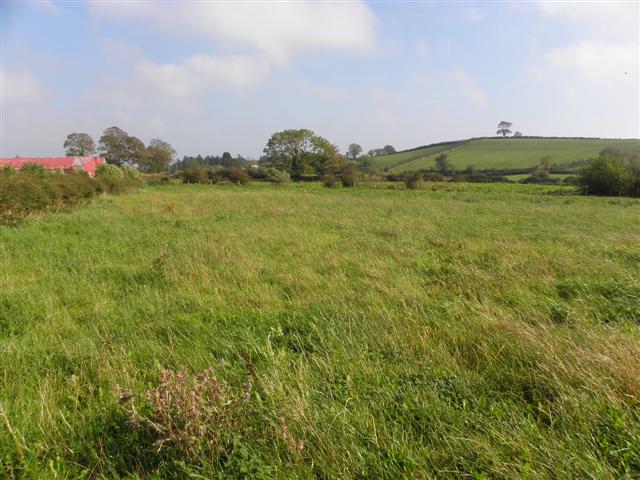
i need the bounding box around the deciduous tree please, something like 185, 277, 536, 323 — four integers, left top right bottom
348, 143, 363, 160
263, 129, 338, 177
98, 127, 145, 167
497, 121, 513, 137
141, 139, 176, 173
63, 133, 96, 156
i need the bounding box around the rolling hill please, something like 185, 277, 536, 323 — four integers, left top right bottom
368, 137, 640, 172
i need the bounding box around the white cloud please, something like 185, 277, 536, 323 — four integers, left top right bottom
538, 2, 638, 39
0, 68, 51, 103
90, 54, 270, 110
90, 1, 377, 65
294, 79, 350, 100
542, 40, 638, 84
451, 70, 489, 107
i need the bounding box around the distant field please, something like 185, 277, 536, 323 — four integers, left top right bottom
505, 173, 575, 182
2, 183, 639, 479
370, 137, 640, 172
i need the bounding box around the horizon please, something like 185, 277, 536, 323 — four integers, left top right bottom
1, 1, 639, 159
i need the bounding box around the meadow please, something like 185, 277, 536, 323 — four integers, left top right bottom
372, 137, 640, 172
1, 183, 639, 479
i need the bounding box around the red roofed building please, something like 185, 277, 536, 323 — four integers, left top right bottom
0, 156, 105, 177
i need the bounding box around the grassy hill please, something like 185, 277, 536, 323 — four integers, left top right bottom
368, 137, 640, 172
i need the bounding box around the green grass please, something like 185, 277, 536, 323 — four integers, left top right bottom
504, 173, 575, 182
372, 137, 640, 172
2, 183, 640, 479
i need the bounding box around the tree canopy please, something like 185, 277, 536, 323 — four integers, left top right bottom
98, 127, 145, 167
348, 143, 363, 160
140, 138, 176, 173
63, 133, 96, 156
497, 121, 513, 137
263, 129, 340, 176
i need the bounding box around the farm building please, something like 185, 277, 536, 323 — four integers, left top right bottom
0, 156, 105, 177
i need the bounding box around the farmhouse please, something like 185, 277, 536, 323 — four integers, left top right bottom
0, 156, 105, 177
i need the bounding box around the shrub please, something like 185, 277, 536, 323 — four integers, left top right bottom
117, 368, 253, 461
578, 155, 632, 196
521, 167, 558, 185
0, 167, 141, 224
404, 172, 423, 190
182, 164, 209, 184
20, 163, 48, 177
264, 167, 291, 185
96, 163, 125, 178
95, 164, 142, 194
1, 165, 16, 177
322, 174, 339, 188
225, 167, 252, 185
339, 165, 358, 187
121, 165, 140, 178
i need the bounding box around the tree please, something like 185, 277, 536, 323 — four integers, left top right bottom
514, 131, 523, 137
367, 145, 397, 157
263, 129, 338, 177
64, 133, 96, 156
497, 121, 513, 137
348, 143, 362, 160
404, 172, 423, 190
383, 145, 396, 155
182, 163, 208, 184
98, 127, 145, 167
140, 138, 176, 173
578, 153, 632, 196
435, 153, 454, 176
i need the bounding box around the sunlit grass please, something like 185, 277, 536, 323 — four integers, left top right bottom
1, 183, 639, 478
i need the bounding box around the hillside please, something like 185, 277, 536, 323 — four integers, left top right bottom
368, 137, 640, 172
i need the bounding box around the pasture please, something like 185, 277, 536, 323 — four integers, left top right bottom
1, 183, 639, 479
372, 137, 640, 172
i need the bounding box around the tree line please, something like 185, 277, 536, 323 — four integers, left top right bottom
63, 128, 176, 173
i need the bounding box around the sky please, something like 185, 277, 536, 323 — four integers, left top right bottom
1, 1, 638, 159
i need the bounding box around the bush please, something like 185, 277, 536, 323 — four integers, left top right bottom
263, 168, 291, 185
578, 155, 633, 196
182, 164, 209, 184
20, 163, 47, 177
521, 168, 558, 185
0, 167, 141, 224
95, 164, 142, 194
322, 174, 339, 188
96, 163, 125, 178
339, 165, 358, 187
404, 172, 423, 190
225, 167, 252, 185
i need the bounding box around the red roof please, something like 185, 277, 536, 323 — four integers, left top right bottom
0, 156, 105, 177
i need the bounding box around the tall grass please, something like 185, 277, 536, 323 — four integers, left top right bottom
1, 183, 638, 478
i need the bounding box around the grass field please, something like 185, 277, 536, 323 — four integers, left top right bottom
371, 137, 640, 172
504, 173, 575, 182
2, 183, 639, 479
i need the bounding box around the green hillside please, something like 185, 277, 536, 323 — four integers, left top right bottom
369, 137, 640, 172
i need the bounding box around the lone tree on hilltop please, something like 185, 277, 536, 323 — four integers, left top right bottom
64, 133, 96, 156
497, 121, 513, 137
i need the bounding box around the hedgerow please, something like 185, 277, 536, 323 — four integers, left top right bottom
0, 164, 141, 225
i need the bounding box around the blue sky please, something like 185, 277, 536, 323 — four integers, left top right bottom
1, 1, 638, 158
